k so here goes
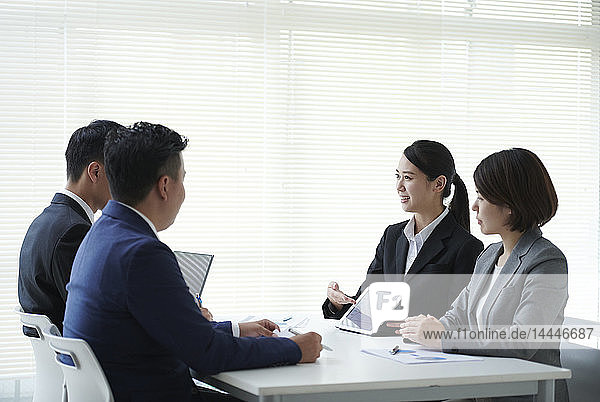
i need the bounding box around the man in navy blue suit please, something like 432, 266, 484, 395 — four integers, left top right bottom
19, 120, 122, 332
63, 122, 322, 401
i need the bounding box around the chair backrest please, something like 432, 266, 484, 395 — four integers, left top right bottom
560, 316, 600, 401
14, 306, 66, 402
561, 342, 600, 401
45, 332, 114, 402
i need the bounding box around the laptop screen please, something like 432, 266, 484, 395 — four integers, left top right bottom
174, 251, 214, 297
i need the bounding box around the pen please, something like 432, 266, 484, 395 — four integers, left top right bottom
195, 292, 202, 308
389, 345, 415, 354
288, 327, 333, 351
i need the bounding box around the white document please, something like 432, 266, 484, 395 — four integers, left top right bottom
274, 316, 311, 338
239, 315, 311, 338
361, 348, 483, 364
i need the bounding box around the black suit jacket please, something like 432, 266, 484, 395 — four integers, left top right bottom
18, 193, 92, 332
323, 213, 484, 320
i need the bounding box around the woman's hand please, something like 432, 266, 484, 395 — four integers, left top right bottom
327, 281, 356, 310
387, 314, 445, 349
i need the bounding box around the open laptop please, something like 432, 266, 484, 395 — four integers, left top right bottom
174, 251, 214, 297
335, 282, 410, 336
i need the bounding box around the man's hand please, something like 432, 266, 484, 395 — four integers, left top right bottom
195, 295, 213, 321
290, 332, 322, 363
200, 307, 213, 321
239, 319, 281, 337
327, 281, 356, 310
388, 314, 444, 349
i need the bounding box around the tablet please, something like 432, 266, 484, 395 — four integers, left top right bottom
335, 290, 376, 335
335, 282, 410, 336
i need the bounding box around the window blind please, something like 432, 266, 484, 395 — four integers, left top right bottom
0, 0, 598, 378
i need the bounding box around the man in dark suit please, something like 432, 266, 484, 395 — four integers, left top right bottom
63, 122, 322, 401
18, 120, 122, 332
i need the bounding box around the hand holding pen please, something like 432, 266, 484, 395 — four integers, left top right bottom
289, 327, 333, 351
288, 331, 323, 363
195, 292, 213, 321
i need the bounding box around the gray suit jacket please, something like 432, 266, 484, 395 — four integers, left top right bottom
439, 227, 569, 401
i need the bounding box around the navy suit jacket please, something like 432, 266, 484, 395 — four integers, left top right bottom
19, 193, 92, 332
64, 201, 301, 402
323, 213, 484, 320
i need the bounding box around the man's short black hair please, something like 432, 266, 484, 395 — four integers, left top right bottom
65, 120, 123, 181
104, 122, 188, 206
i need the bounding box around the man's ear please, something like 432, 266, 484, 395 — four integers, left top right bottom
157, 175, 170, 200
87, 162, 101, 184
432, 175, 447, 193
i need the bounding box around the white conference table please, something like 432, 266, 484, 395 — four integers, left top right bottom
202, 316, 571, 402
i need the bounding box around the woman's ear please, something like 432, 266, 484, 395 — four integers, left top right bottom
433, 175, 447, 193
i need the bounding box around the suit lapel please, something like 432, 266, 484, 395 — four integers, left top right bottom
405, 213, 454, 276
392, 224, 409, 280
478, 228, 542, 327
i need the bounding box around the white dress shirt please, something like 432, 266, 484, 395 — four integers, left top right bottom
403, 207, 449, 274
59, 189, 95, 224
116, 201, 241, 337
475, 263, 503, 330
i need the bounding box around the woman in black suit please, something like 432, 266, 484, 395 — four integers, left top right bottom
323, 140, 483, 321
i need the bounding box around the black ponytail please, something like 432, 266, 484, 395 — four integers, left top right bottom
448, 173, 470, 232
403, 140, 471, 232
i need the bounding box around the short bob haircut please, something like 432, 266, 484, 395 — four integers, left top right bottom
473, 148, 558, 232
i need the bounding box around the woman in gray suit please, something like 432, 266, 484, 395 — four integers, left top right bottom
395, 148, 568, 401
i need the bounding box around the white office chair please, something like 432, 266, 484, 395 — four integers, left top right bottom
14, 306, 66, 402
44, 332, 114, 402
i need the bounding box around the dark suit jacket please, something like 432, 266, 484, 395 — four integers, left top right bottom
323, 213, 484, 320
18, 193, 91, 332
64, 201, 301, 402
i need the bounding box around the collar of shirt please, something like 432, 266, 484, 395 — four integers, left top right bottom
403, 206, 450, 246
116, 201, 159, 237
59, 189, 95, 224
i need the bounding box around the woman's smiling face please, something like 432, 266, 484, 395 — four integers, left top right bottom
396, 154, 439, 214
